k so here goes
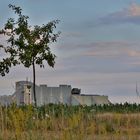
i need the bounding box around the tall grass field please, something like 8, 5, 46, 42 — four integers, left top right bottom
0, 103, 140, 140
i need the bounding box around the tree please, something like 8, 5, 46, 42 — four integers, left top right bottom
0, 4, 60, 106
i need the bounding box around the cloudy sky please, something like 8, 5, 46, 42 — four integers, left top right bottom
1, 0, 140, 103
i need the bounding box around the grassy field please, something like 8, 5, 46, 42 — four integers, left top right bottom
0, 104, 140, 140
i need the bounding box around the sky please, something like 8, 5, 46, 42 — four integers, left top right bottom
1, 0, 140, 103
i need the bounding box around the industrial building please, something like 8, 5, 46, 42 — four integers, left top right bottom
0, 81, 110, 106
14, 81, 110, 106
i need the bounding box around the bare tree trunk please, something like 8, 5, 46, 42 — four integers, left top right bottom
33, 60, 37, 107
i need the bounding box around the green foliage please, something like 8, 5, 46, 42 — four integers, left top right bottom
0, 4, 60, 106
0, 103, 140, 140
0, 4, 60, 76
0, 103, 140, 139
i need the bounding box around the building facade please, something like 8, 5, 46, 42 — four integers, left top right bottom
14, 81, 110, 106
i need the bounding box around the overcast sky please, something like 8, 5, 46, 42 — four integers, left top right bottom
1, 0, 140, 103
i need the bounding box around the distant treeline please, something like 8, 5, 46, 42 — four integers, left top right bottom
30, 102, 140, 116
2, 102, 140, 118
94, 102, 140, 113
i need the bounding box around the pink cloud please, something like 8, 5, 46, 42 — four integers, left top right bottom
81, 41, 140, 58
128, 2, 140, 16
83, 49, 121, 57
99, 2, 140, 25
126, 49, 140, 57
128, 62, 140, 65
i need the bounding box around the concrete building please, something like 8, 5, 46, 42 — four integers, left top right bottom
14, 81, 110, 106
0, 81, 110, 106
15, 81, 33, 105
14, 81, 73, 106
0, 94, 15, 106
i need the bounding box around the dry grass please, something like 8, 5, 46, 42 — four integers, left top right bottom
0, 105, 140, 140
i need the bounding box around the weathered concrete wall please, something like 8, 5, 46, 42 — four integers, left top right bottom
0, 81, 110, 106
0, 95, 14, 106
72, 95, 110, 106
91, 95, 110, 105
15, 81, 72, 106
38, 85, 72, 106
15, 81, 33, 105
